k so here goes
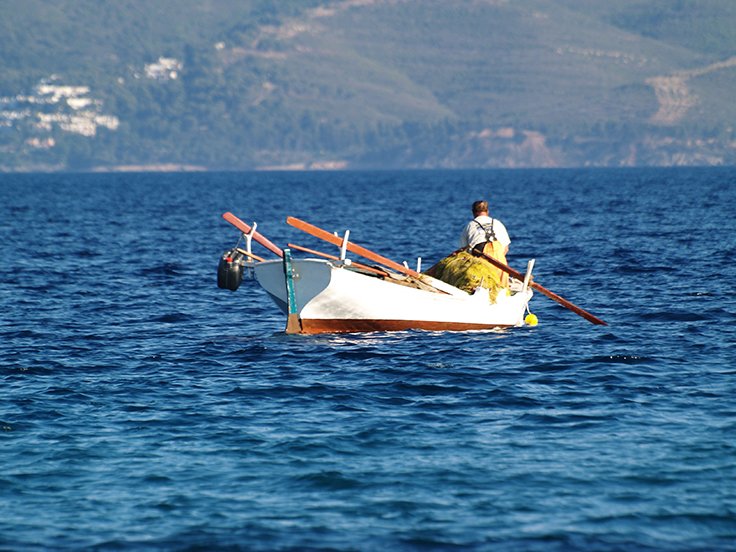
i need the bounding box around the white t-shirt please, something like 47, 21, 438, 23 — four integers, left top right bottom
459, 215, 510, 250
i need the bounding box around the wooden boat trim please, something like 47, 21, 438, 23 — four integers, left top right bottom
299, 318, 514, 334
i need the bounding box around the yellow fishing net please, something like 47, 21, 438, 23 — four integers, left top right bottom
426, 244, 507, 302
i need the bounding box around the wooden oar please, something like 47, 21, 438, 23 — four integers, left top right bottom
287, 243, 388, 277
286, 216, 422, 278
222, 212, 283, 258
473, 249, 608, 326
287, 217, 453, 296
234, 248, 265, 263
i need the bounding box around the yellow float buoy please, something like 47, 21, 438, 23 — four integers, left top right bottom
525, 313, 538, 326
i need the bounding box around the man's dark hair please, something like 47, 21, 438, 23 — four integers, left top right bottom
472, 200, 488, 216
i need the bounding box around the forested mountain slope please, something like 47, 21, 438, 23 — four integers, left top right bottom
1, 0, 734, 170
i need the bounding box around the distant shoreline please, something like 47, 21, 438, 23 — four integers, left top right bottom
91, 164, 208, 172
1, 163, 733, 174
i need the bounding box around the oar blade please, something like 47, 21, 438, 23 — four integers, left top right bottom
222, 212, 284, 258
474, 250, 607, 326
531, 282, 608, 326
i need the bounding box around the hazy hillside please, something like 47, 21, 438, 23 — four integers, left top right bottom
1, 0, 734, 170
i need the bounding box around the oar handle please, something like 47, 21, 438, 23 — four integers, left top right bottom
473, 249, 608, 326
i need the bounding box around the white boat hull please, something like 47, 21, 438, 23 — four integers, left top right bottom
254, 258, 532, 334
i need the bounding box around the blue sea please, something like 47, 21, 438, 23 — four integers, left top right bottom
1, 168, 735, 551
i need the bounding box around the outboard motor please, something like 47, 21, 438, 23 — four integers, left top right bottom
217, 248, 246, 291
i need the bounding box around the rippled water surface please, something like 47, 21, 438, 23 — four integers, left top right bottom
1, 169, 735, 550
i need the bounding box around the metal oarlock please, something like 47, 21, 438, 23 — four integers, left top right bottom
244, 222, 257, 258
522, 259, 536, 293
339, 230, 350, 261
239, 221, 258, 278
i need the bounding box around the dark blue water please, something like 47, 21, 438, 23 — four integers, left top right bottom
1, 168, 735, 551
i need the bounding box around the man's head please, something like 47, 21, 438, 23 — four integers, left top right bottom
472, 200, 489, 216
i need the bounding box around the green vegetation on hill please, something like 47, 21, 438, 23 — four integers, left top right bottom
1, 0, 734, 170
604, 0, 736, 57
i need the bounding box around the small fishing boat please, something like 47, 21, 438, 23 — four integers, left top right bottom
252, 257, 534, 334
218, 212, 606, 334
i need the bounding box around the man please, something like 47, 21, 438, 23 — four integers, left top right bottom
459, 200, 510, 254
459, 200, 510, 286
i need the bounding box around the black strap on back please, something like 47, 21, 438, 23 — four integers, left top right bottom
475, 219, 496, 242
